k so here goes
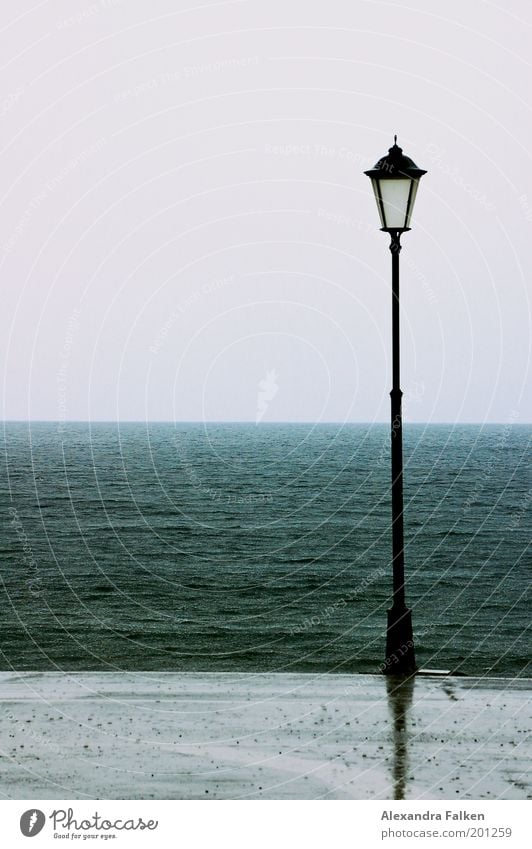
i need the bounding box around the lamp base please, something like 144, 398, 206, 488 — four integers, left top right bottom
383, 607, 417, 675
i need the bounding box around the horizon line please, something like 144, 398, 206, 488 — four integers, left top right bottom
1, 419, 530, 426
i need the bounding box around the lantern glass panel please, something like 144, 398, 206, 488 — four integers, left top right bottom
404, 179, 419, 228
377, 178, 414, 230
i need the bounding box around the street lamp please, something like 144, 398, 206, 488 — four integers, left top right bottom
364, 136, 427, 676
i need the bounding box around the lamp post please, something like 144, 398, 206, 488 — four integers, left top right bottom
364, 136, 426, 676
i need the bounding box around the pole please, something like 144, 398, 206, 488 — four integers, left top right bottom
384, 231, 417, 675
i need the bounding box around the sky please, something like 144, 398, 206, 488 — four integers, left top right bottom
1, 0, 531, 423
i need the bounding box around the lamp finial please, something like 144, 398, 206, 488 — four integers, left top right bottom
394, 134, 397, 145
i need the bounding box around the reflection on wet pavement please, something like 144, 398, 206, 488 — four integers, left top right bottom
387, 675, 415, 800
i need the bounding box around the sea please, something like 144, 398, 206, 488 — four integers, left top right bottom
0, 422, 530, 677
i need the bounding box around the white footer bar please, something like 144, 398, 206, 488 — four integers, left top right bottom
1, 800, 528, 848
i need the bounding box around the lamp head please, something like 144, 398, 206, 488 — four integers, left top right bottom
364, 136, 427, 232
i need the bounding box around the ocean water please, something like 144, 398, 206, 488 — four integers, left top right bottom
0, 422, 530, 676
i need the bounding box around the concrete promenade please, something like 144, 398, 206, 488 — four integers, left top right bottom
0, 672, 529, 800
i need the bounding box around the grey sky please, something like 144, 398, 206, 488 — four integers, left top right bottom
1, 0, 530, 423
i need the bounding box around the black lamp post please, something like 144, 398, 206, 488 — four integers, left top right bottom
364, 136, 427, 675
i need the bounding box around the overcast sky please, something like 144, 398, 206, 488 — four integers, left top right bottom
1, 0, 530, 423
